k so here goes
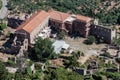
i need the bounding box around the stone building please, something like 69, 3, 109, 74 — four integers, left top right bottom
64, 14, 76, 34
9, 10, 116, 56
49, 10, 70, 32
72, 15, 93, 37
15, 10, 50, 44
15, 10, 116, 44
8, 10, 50, 56
48, 10, 93, 38
90, 24, 116, 43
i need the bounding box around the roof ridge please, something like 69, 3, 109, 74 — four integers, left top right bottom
16, 10, 49, 33
16, 12, 40, 31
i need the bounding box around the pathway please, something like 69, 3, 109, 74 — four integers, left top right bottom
0, 0, 7, 19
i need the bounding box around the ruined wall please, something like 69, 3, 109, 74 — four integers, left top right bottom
90, 25, 116, 43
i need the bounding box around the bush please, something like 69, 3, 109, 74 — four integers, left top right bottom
7, 60, 16, 67
92, 74, 104, 80
100, 52, 111, 58
84, 36, 96, 45
58, 31, 66, 40
0, 22, 6, 30
81, 52, 85, 56
63, 60, 70, 67
35, 63, 42, 70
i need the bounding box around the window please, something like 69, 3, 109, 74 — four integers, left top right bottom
25, 40, 27, 43
25, 46, 27, 49
59, 24, 61, 27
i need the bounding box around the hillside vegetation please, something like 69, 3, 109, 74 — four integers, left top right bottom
0, 0, 2, 9
7, 0, 120, 25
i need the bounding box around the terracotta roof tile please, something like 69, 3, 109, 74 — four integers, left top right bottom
49, 10, 70, 22
76, 15, 92, 22
16, 10, 49, 33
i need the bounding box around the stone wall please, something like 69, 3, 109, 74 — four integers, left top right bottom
30, 16, 49, 44
90, 24, 116, 43
72, 20, 90, 37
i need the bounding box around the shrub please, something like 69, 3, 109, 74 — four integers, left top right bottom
0, 22, 6, 30
7, 60, 16, 67
84, 36, 96, 45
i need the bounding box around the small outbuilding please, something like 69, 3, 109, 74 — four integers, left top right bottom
52, 40, 69, 54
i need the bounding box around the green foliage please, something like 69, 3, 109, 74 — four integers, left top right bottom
14, 71, 24, 80
58, 31, 66, 40
0, 61, 12, 80
63, 54, 79, 69
85, 36, 96, 44
92, 74, 104, 80
0, 0, 2, 9
7, 60, 16, 67
105, 60, 117, 68
24, 67, 43, 80
29, 37, 57, 62
0, 22, 6, 30
106, 72, 120, 80
81, 52, 85, 56
7, 0, 120, 25
34, 63, 42, 70
117, 15, 120, 25
104, 52, 111, 58
0, 61, 7, 79
113, 38, 120, 47
44, 67, 84, 80
27, 67, 32, 76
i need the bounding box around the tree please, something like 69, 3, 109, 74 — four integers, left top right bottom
0, 61, 12, 80
81, 52, 85, 56
87, 36, 96, 44
14, 71, 24, 80
113, 38, 120, 50
69, 55, 79, 69
0, 22, 6, 30
23, 66, 43, 80
106, 72, 120, 80
58, 30, 66, 39
104, 52, 111, 58
7, 0, 120, 25
44, 67, 84, 80
64, 54, 79, 69
29, 37, 57, 62
92, 74, 104, 80
117, 15, 120, 24
115, 58, 120, 72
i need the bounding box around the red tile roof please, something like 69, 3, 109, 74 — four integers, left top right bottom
76, 15, 92, 22
16, 10, 49, 33
49, 10, 70, 22
16, 10, 92, 34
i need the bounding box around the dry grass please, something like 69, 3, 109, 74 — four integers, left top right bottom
64, 36, 106, 53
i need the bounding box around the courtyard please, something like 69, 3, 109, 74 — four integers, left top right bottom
64, 36, 107, 64
64, 36, 106, 53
